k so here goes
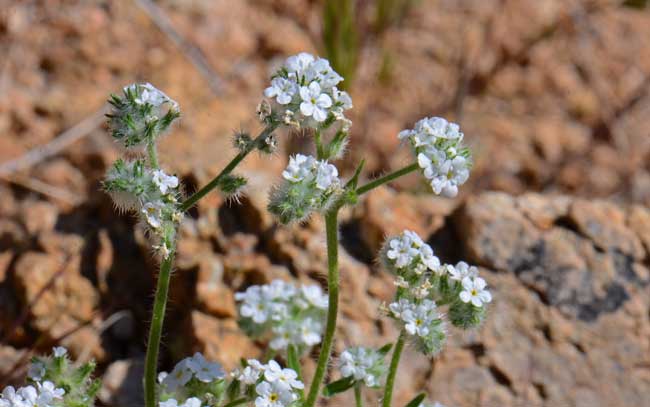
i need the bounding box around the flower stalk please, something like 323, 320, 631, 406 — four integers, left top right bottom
382, 330, 406, 407
356, 163, 418, 196
144, 252, 175, 407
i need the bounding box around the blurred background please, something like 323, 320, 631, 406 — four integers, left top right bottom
0, 0, 649, 406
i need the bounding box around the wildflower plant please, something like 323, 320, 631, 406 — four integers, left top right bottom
0, 347, 100, 407
100, 51, 490, 407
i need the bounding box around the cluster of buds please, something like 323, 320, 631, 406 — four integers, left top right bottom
0, 347, 100, 407
381, 230, 492, 355
107, 83, 180, 148
235, 280, 328, 353
233, 359, 304, 407
338, 346, 389, 388
104, 83, 183, 259
262, 52, 352, 132
268, 154, 342, 224
157, 353, 225, 407
399, 117, 471, 197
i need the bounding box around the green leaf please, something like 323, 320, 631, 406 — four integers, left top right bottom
226, 378, 241, 401
287, 345, 304, 399
378, 342, 393, 356
323, 376, 356, 397
223, 397, 249, 407
404, 393, 427, 407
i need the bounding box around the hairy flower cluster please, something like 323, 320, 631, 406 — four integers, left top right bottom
103, 159, 181, 258
233, 360, 303, 407
381, 231, 493, 355
157, 353, 225, 407
381, 230, 440, 276
107, 83, 180, 148
235, 279, 328, 353
389, 298, 446, 356
268, 154, 341, 224
2, 347, 101, 407
263, 52, 352, 130
399, 117, 471, 197
338, 347, 387, 388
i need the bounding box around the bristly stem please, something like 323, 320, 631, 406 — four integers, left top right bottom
179, 123, 278, 212
304, 209, 340, 407
147, 141, 159, 169
355, 384, 363, 407
355, 163, 418, 196
144, 252, 175, 407
382, 330, 406, 407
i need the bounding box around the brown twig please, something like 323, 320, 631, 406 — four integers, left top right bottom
133, 0, 222, 96
0, 107, 107, 177
0, 174, 83, 206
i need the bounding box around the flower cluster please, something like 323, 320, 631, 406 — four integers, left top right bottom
399, 117, 471, 197
103, 159, 182, 258
1, 347, 100, 407
263, 53, 352, 131
107, 83, 180, 148
268, 154, 342, 224
233, 360, 304, 407
103, 83, 183, 259
158, 353, 225, 407
381, 231, 492, 355
381, 230, 440, 276
0, 382, 65, 407
235, 280, 328, 353
338, 347, 388, 388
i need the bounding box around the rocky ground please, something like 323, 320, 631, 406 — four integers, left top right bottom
1, 0, 649, 406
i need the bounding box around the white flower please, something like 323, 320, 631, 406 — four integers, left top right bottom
238, 359, 264, 385
386, 235, 420, 268
152, 170, 179, 195
299, 82, 332, 122
27, 361, 46, 381
265, 77, 297, 105
142, 200, 166, 229
448, 261, 478, 281
314, 161, 338, 190
385, 231, 440, 273
182, 397, 202, 407
388, 298, 413, 318
428, 156, 470, 198
306, 58, 343, 88
235, 286, 271, 324
126, 83, 178, 109
299, 285, 328, 309
264, 361, 304, 391
52, 347, 67, 358
459, 277, 492, 307
298, 317, 324, 347
162, 359, 193, 392
402, 300, 438, 337
339, 347, 386, 387
286, 52, 315, 77
160, 399, 179, 407
282, 154, 315, 183
36, 381, 65, 404
187, 353, 224, 383
255, 381, 296, 407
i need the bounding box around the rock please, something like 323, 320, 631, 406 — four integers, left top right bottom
0, 345, 24, 379
18, 200, 59, 236
0, 251, 12, 283
187, 311, 259, 371
98, 358, 144, 407
195, 255, 237, 318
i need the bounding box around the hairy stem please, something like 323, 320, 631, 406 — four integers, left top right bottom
144, 252, 175, 407
382, 330, 406, 407
355, 163, 418, 196
180, 123, 277, 212
147, 141, 159, 169
304, 209, 340, 407
355, 384, 363, 407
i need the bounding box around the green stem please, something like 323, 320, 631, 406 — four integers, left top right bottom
304, 209, 340, 407
355, 163, 418, 196
382, 330, 406, 407
355, 384, 363, 407
179, 124, 277, 212
147, 141, 159, 169
314, 129, 325, 160
144, 252, 175, 407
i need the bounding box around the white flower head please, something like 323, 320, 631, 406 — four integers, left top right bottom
152, 170, 179, 195
448, 261, 479, 281
187, 352, 224, 383
125, 82, 178, 110
299, 82, 333, 122
265, 77, 297, 105
264, 360, 304, 391
459, 277, 492, 307
162, 359, 193, 392
384, 230, 440, 275
339, 347, 386, 387
255, 380, 296, 407
142, 200, 166, 229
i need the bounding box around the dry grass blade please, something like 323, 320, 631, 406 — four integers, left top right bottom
133, 0, 222, 96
